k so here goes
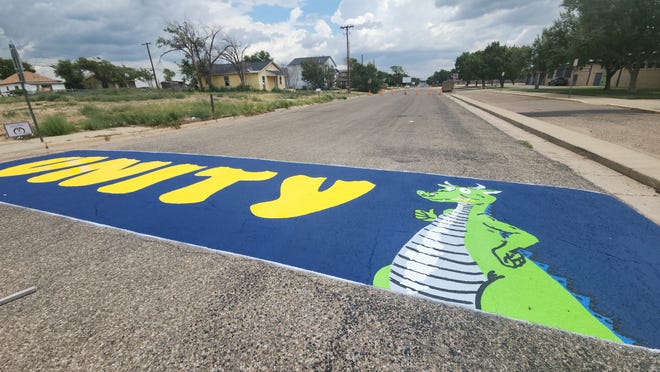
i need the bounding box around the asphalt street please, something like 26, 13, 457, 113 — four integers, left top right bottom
1, 93, 658, 370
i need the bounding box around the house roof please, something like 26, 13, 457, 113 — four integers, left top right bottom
0, 71, 64, 86
288, 56, 336, 67
210, 61, 278, 75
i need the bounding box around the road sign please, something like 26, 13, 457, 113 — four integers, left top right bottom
3, 122, 33, 138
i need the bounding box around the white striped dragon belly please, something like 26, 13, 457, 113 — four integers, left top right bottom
389, 203, 488, 308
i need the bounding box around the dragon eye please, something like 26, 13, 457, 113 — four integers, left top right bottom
460, 188, 471, 194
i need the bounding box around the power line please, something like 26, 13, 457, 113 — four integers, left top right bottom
340, 25, 354, 94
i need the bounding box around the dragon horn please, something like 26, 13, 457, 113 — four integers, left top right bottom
443, 181, 454, 186
475, 184, 486, 190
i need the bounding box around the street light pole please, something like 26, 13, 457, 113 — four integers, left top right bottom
142, 42, 159, 89
340, 25, 354, 94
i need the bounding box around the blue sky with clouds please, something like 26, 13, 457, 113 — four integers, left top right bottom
0, 0, 561, 81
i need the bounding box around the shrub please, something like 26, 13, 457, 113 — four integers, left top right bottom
40, 115, 76, 136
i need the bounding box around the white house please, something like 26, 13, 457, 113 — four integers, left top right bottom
0, 71, 66, 96
286, 56, 337, 90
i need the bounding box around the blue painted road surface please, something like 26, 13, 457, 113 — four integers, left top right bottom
0, 150, 658, 348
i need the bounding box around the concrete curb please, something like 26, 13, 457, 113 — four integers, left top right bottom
450, 93, 660, 193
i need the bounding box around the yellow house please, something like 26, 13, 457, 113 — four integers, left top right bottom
204, 61, 286, 91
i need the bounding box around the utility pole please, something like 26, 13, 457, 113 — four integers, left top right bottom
142, 42, 159, 89
340, 25, 354, 94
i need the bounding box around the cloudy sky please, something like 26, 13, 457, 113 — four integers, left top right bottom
1, 0, 562, 81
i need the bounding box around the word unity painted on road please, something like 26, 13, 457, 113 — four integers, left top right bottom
0, 150, 658, 349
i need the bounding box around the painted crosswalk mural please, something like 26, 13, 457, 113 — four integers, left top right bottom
0, 150, 658, 348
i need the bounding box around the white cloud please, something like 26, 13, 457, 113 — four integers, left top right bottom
0, 0, 562, 80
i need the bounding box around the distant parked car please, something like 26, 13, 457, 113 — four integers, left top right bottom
548, 77, 568, 86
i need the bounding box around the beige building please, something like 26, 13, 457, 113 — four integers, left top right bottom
203, 61, 286, 91
556, 61, 660, 89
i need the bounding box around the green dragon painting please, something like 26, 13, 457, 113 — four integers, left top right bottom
373, 182, 625, 343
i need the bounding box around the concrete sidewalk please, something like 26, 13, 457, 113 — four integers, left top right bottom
494, 88, 660, 113
451, 92, 660, 194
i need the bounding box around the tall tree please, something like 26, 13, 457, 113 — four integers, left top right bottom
482, 42, 509, 87
221, 36, 249, 87
530, 18, 574, 89
53, 58, 144, 89
505, 46, 532, 85
351, 61, 382, 92
0, 58, 35, 80
245, 50, 272, 62
163, 68, 176, 82
426, 69, 452, 85
158, 21, 226, 91
52, 59, 85, 89
390, 65, 406, 85
301, 60, 336, 89
563, 0, 660, 92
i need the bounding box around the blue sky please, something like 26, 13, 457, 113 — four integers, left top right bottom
0, 0, 561, 81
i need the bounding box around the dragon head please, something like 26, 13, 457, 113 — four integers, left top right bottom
417, 181, 501, 205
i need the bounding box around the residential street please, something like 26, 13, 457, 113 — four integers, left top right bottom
1, 93, 658, 370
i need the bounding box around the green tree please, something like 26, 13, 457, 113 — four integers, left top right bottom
301, 60, 336, 89
482, 41, 509, 87
245, 50, 272, 62
52, 59, 85, 89
530, 18, 573, 89
0, 58, 35, 80
505, 46, 532, 85
426, 69, 452, 85
351, 61, 382, 92
563, 0, 660, 92
390, 65, 405, 85
53, 58, 144, 89
454, 51, 482, 86
163, 68, 176, 82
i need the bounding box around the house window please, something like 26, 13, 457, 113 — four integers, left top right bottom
279, 76, 282, 85
224, 76, 230, 87
262, 76, 266, 86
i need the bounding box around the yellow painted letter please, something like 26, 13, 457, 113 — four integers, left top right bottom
0, 157, 107, 177
98, 164, 206, 194
250, 175, 375, 219
159, 167, 277, 204
28, 158, 170, 186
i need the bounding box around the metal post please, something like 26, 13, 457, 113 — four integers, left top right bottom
142, 42, 159, 89
341, 25, 354, 94
9, 43, 45, 145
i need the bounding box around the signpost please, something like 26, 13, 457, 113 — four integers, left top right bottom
8, 42, 45, 145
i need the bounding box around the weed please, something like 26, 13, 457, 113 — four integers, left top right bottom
517, 140, 533, 149
40, 115, 77, 136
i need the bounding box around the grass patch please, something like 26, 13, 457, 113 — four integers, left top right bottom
40, 115, 77, 136
516, 140, 533, 149
80, 101, 213, 130
4, 88, 348, 132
